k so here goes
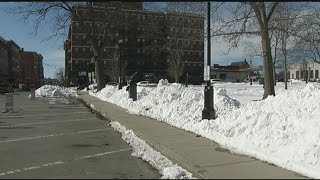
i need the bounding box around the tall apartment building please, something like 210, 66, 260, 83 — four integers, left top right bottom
0, 36, 21, 86
7, 40, 21, 86
0, 36, 9, 83
19, 49, 44, 89
64, 2, 204, 86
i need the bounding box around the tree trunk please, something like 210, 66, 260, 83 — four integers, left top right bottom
273, 62, 276, 86
174, 73, 179, 83
273, 45, 277, 86
95, 58, 105, 91
261, 28, 275, 99
93, 45, 105, 91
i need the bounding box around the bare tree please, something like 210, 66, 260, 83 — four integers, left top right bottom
4, 2, 126, 91
291, 8, 320, 63
55, 67, 65, 86
144, 2, 207, 83
105, 49, 128, 82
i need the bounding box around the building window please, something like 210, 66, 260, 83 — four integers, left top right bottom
292, 74, 294, 79
296, 71, 299, 79
137, 38, 140, 42
316, 70, 319, 78
125, 38, 128, 42
83, 35, 86, 39
83, 47, 85, 52
310, 70, 314, 78
104, 48, 107, 52
75, 47, 78, 52
137, 49, 141, 53
142, 39, 145, 42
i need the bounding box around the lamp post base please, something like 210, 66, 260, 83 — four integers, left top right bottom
202, 84, 215, 119
202, 109, 215, 119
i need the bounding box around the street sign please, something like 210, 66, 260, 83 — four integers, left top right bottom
204, 65, 210, 81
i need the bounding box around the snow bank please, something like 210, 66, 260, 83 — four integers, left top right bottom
34, 85, 77, 98
89, 80, 320, 178
110, 121, 194, 179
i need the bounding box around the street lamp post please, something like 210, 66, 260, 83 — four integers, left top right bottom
202, 2, 215, 120
305, 62, 308, 84
118, 39, 123, 90
185, 60, 188, 87
250, 60, 252, 85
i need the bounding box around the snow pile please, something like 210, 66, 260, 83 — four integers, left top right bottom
212, 83, 320, 178
89, 80, 320, 178
109, 121, 194, 179
34, 85, 77, 97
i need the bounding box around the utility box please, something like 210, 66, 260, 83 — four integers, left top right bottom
128, 72, 138, 101
30, 88, 35, 100
129, 80, 137, 101
5, 93, 13, 112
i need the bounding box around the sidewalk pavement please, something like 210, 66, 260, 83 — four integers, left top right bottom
77, 91, 307, 179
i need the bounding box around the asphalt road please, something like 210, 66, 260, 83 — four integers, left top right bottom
0, 92, 160, 179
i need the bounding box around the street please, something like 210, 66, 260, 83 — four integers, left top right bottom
0, 92, 160, 179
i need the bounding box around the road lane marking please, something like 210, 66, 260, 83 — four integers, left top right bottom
76, 148, 131, 160
0, 128, 112, 144
0, 118, 98, 127
0, 112, 90, 119
0, 148, 131, 176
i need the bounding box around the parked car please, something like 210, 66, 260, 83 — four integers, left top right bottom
137, 81, 150, 87
277, 78, 290, 82
210, 79, 222, 84
107, 82, 118, 86
0, 83, 12, 94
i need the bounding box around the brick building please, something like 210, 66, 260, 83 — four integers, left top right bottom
0, 36, 9, 83
64, 2, 204, 87
19, 49, 44, 89
0, 36, 22, 86
7, 40, 21, 86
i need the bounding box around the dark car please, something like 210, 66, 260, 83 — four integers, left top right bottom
0, 83, 12, 94
107, 82, 119, 86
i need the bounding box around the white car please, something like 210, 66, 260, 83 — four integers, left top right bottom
136, 81, 157, 87
137, 81, 150, 87
210, 79, 222, 84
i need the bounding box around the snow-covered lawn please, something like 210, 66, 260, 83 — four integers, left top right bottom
87, 80, 320, 179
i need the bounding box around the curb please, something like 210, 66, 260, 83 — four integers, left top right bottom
77, 94, 205, 179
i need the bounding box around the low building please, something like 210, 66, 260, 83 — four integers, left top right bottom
290, 62, 320, 82
210, 60, 252, 82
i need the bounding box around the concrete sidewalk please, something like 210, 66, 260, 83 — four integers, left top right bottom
77, 91, 307, 179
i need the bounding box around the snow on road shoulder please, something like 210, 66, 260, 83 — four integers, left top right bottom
109, 121, 195, 179
89, 80, 320, 178
34, 85, 77, 98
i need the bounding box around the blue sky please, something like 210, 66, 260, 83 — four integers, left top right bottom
0, 2, 262, 78
0, 2, 65, 78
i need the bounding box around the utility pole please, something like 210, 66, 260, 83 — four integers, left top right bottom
202, 2, 215, 120
118, 39, 123, 90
